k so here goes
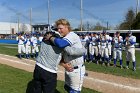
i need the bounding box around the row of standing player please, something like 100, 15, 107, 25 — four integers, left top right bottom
16, 32, 43, 59
79, 30, 136, 71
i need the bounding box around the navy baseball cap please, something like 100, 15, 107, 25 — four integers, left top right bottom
127, 31, 132, 35
116, 31, 120, 34
106, 32, 110, 35
88, 32, 92, 35
17, 32, 21, 35
92, 32, 96, 34
97, 32, 100, 35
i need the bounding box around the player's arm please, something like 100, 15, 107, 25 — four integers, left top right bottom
24, 39, 27, 44
47, 33, 85, 56
64, 46, 86, 56
53, 38, 70, 48
51, 37, 85, 56
20, 36, 25, 41
59, 56, 73, 72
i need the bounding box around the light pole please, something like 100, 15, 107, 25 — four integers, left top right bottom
80, 0, 83, 31
30, 8, 32, 32
17, 13, 20, 33
106, 21, 109, 30
47, 0, 50, 25
47, 0, 51, 31
136, 0, 139, 15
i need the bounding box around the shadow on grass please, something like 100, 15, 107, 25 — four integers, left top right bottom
26, 79, 60, 93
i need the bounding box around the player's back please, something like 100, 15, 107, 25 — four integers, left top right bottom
36, 41, 63, 73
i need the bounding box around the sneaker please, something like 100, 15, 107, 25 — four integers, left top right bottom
126, 66, 129, 69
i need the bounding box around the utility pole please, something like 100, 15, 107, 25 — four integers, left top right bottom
136, 0, 139, 15
80, 0, 83, 31
17, 13, 20, 33
47, 0, 51, 31
106, 21, 109, 30
30, 8, 32, 32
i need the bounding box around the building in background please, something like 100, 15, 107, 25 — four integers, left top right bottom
0, 22, 31, 35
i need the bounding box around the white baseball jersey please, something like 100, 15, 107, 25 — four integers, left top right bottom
63, 32, 84, 66
126, 35, 136, 48
100, 35, 109, 48
125, 35, 136, 62
16, 36, 25, 54
39, 36, 43, 42
89, 36, 98, 56
114, 36, 123, 48
16, 36, 25, 45
80, 37, 88, 48
108, 36, 112, 46
31, 36, 38, 47
25, 38, 31, 46
113, 36, 123, 60
90, 36, 98, 46
25, 37, 31, 54
100, 35, 109, 58
63, 32, 85, 91
31, 36, 39, 53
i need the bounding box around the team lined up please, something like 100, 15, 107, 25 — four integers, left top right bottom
79, 30, 136, 71
16, 32, 43, 59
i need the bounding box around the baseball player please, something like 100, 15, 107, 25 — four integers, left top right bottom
100, 30, 110, 66
16, 33, 25, 59
113, 31, 123, 69
80, 34, 89, 62
89, 32, 99, 64
49, 19, 85, 93
124, 31, 136, 71
97, 32, 102, 62
107, 32, 113, 62
24, 34, 31, 59
38, 33, 43, 44
31, 33, 39, 58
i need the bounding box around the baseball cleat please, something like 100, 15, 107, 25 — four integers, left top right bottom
113, 64, 116, 67
96, 61, 99, 64
102, 63, 105, 66
107, 63, 110, 66
120, 65, 123, 69
126, 66, 129, 69
133, 68, 136, 71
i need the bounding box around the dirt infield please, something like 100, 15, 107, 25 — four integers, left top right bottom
0, 54, 140, 93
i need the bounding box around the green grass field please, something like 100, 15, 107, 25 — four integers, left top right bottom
0, 64, 99, 93
85, 50, 140, 79
0, 44, 139, 79
0, 44, 99, 93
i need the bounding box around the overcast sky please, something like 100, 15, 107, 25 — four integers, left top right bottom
0, 0, 138, 28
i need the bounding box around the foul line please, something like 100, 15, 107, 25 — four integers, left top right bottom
85, 77, 140, 91
58, 71, 140, 92
0, 57, 34, 66
0, 55, 140, 92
